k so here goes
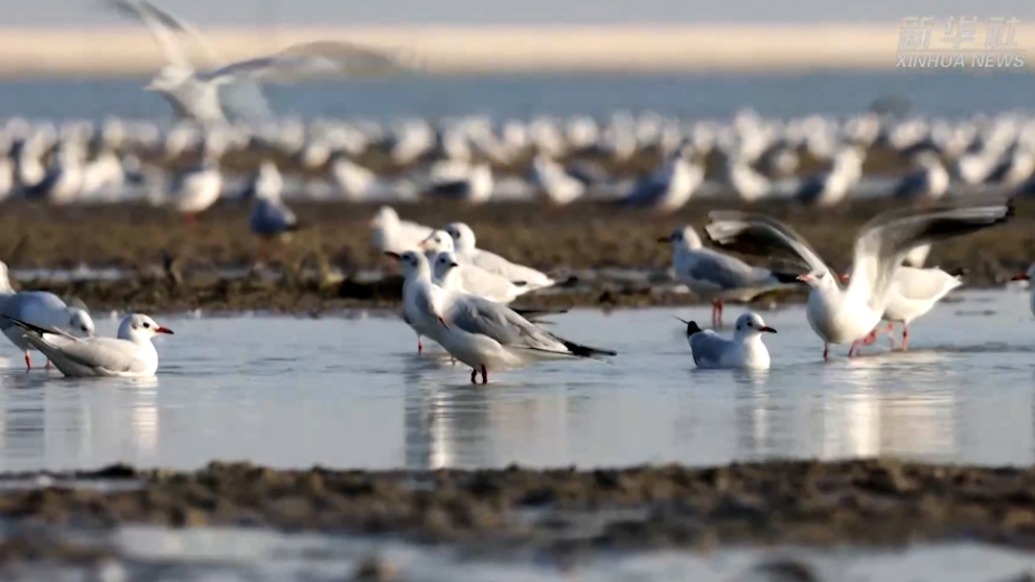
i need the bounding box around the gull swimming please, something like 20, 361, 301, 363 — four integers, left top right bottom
705, 201, 1012, 360
441, 222, 555, 290
0, 262, 96, 370
430, 257, 616, 383
6, 313, 173, 378
676, 312, 776, 370
659, 226, 798, 328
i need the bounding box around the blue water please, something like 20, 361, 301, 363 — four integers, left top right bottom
2, 70, 1034, 121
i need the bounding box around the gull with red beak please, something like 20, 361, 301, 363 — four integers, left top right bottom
676, 311, 776, 370
705, 201, 1012, 361
1010, 264, 1035, 318
387, 250, 449, 354
4, 313, 173, 378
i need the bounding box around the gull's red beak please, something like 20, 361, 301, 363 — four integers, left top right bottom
1012, 273, 1030, 282
384, 251, 401, 260
839, 273, 850, 283
796, 274, 813, 283
759, 326, 777, 334
154, 326, 174, 335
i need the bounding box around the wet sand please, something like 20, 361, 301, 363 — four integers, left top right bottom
4, 459, 1035, 564
1, 197, 1029, 312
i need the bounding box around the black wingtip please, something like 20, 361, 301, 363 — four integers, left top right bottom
561, 340, 617, 358
772, 271, 802, 284
1, 315, 49, 336
948, 267, 967, 279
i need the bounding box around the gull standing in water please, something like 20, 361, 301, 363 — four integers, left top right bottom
659, 226, 798, 328
705, 201, 1012, 360
6, 313, 173, 378
441, 223, 555, 290
429, 257, 615, 383
843, 266, 963, 351
0, 262, 96, 370
676, 312, 776, 370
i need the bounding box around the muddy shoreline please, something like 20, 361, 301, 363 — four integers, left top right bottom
3, 459, 1035, 565
2, 197, 1032, 312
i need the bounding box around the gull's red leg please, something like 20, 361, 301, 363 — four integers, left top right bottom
902, 325, 910, 351
23, 351, 30, 370
480, 365, 488, 384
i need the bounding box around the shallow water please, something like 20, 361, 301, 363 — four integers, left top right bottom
0, 289, 1032, 472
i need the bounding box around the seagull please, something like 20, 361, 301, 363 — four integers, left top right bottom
392, 249, 455, 354
370, 206, 433, 254
620, 142, 703, 213
440, 222, 555, 290
248, 162, 301, 241
676, 312, 776, 370
422, 255, 616, 383
529, 154, 585, 206
169, 153, 222, 223
842, 266, 963, 351
705, 201, 1012, 360
659, 226, 798, 328
6, 313, 173, 378
795, 146, 865, 207
429, 250, 530, 304
893, 153, 949, 201
106, 1, 408, 124
21, 143, 85, 205
0, 262, 96, 370
426, 163, 494, 204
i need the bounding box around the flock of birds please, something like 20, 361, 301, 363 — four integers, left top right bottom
0, 195, 1015, 382
0, 2, 1033, 380
368, 198, 1016, 382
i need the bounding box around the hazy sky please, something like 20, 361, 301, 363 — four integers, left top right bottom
9, 0, 1035, 26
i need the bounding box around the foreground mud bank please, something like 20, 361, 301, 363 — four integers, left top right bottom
4, 458, 1035, 561
2, 197, 1031, 311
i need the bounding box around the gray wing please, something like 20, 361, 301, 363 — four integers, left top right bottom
689, 331, 732, 367
199, 41, 411, 84
26, 335, 143, 374
705, 211, 829, 275
686, 249, 773, 289
0, 292, 67, 333
250, 200, 295, 234
852, 200, 1012, 309
449, 296, 567, 353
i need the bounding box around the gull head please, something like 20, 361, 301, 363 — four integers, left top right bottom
431, 251, 461, 284
146, 66, 193, 92
796, 269, 837, 290
67, 308, 95, 337
657, 226, 702, 250
118, 314, 174, 342
420, 230, 455, 253
388, 250, 430, 278
733, 312, 777, 339
445, 222, 477, 252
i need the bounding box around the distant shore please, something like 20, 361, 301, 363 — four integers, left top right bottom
2, 23, 1027, 77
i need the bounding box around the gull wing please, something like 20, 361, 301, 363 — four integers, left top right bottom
705, 211, 829, 275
